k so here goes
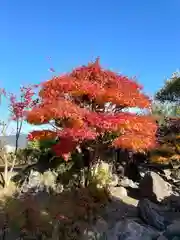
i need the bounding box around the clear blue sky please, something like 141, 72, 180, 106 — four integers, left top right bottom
0, 0, 180, 134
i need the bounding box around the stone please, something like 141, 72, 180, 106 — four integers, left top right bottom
163, 169, 172, 180
101, 198, 138, 228
20, 169, 43, 194
157, 236, 168, 240
110, 174, 119, 187
162, 195, 180, 211
138, 198, 172, 231
111, 219, 160, 240
171, 168, 180, 181
110, 186, 127, 199
120, 177, 138, 188
162, 220, 180, 239
139, 171, 171, 202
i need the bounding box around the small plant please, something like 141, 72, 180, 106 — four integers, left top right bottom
90, 162, 112, 188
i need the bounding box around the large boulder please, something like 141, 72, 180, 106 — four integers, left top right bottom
138, 198, 172, 231
139, 171, 171, 202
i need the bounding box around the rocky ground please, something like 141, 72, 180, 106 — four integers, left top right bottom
2, 161, 180, 239
84, 163, 180, 239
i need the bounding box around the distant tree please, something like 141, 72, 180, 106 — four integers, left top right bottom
155, 71, 180, 102
150, 71, 180, 127
155, 71, 180, 116
149, 72, 180, 164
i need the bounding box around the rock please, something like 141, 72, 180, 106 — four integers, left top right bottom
110, 174, 119, 187
164, 220, 180, 236
157, 236, 168, 240
110, 186, 128, 199
162, 195, 180, 210
171, 168, 180, 181
20, 169, 43, 194
111, 219, 160, 240
139, 171, 171, 202
120, 177, 138, 188
20, 169, 63, 195
163, 169, 172, 180
170, 159, 180, 169
101, 198, 138, 228
158, 221, 180, 239
138, 198, 172, 231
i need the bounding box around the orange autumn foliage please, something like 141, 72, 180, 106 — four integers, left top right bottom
27, 59, 157, 160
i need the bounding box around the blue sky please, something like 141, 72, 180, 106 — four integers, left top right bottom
0, 0, 180, 134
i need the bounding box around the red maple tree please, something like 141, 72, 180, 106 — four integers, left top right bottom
9, 85, 37, 153
27, 59, 157, 161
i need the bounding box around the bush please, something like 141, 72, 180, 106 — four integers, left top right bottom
89, 161, 113, 188
0, 185, 110, 239
150, 117, 180, 164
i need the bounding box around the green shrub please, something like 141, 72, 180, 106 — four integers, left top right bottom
89, 162, 112, 188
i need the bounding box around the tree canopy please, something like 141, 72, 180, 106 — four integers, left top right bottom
155, 71, 180, 102
26, 59, 157, 160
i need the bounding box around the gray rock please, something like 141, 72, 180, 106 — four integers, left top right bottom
157, 236, 168, 240
101, 199, 138, 228
139, 171, 171, 202
171, 169, 180, 181
161, 220, 180, 239
162, 195, 180, 211
20, 169, 43, 194
138, 198, 172, 231
163, 169, 172, 180
111, 219, 160, 240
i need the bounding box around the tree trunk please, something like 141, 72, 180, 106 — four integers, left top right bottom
15, 132, 19, 155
